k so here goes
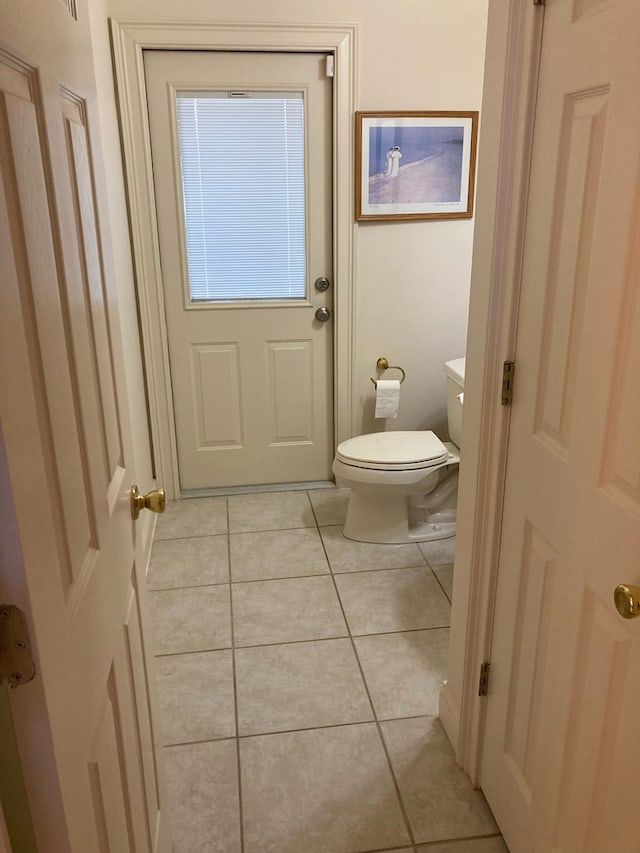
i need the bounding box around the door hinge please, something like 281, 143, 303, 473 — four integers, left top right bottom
533, 0, 545, 6
501, 361, 515, 406
0, 604, 36, 689
478, 661, 491, 696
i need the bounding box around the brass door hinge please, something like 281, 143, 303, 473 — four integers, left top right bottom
0, 605, 36, 689
478, 661, 491, 697
501, 361, 515, 406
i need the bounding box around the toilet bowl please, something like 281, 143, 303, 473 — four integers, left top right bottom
333, 358, 465, 544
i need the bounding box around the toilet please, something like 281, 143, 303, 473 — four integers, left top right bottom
333, 358, 465, 544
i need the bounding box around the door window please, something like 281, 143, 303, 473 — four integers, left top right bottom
176, 91, 307, 303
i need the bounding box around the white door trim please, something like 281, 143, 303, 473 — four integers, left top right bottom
445, 0, 545, 779
110, 20, 357, 499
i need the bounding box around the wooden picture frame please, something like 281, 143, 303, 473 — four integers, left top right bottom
355, 110, 479, 221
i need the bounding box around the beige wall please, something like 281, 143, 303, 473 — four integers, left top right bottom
96, 0, 487, 454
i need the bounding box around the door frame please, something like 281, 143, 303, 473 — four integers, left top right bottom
110, 20, 357, 500
440, 0, 545, 781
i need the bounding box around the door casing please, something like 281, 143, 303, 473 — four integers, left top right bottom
111, 21, 357, 500
111, 8, 540, 793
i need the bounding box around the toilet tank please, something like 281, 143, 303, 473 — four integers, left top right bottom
444, 358, 465, 448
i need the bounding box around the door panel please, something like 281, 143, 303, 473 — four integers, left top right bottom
481, 2, 640, 851
0, 0, 168, 849
144, 50, 333, 490
267, 340, 315, 444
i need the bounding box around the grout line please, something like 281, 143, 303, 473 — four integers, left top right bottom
162, 714, 434, 748
163, 733, 236, 748
153, 530, 228, 540
318, 527, 418, 850
149, 562, 448, 592
413, 832, 505, 848
154, 644, 232, 658
153, 530, 228, 543
149, 579, 231, 592
236, 713, 436, 740
148, 581, 228, 594
338, 844, 419, 853
235, 634, 349, 651
225, 501, 245, 853
231, 569, 330, 585
155, 521, 322, 544
321, 562, 433, 576
182, 481, 335, 497
429, 564, 453, 605
231, 625, 451, 652
351, 624, 451, 637
151, 622, 452, 660
228, 523, 316, 535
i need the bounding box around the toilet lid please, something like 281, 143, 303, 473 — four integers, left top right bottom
336, 431, 448, 471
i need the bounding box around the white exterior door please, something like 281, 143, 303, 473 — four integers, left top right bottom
144, 50, 333, 491
0, 1, 168, 850
481, 1, 640, 851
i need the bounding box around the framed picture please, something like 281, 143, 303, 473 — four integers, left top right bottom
355, 110, 479, 221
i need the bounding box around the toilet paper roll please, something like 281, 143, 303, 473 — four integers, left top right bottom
374, 379, 400, 418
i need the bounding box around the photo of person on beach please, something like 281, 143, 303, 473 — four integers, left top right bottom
367, 125, 464, 205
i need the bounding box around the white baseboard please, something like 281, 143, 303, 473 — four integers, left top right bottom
439, 680, 460, 755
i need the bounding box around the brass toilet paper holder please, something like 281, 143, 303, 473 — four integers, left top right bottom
370, 357, 406, 387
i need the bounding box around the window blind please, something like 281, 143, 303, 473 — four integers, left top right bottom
176, 92, 307, 302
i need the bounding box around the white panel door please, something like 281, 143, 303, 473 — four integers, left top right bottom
0, 1, 168, 850
145, 50, 333, 490
481, 1, 640, 851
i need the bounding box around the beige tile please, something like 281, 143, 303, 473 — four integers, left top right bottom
354, 629, 449, 719
232, 575, 347, 647
165, 740, 240, 853
149, 585, 231, 654
335, 567, 450, 635
240, 724, 411, 852
155, 651, 235, 745
235, 639, 373, 735
419, 535, 456, 566
417, 838, 508, 853
381, 716, 498, 843
228, 490, 315, 533
154, 497, 228, 540
308, 487, 350, 526
434, 563, 454, 601
230, 527, 329, 582
321, 525, 426, 574
147, 535, 229, 589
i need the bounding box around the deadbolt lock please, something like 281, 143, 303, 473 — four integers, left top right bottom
130, 485, 166, 520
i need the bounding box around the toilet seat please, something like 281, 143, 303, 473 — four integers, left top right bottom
336, 430, 448, 471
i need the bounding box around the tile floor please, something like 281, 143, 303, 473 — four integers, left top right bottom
147, 487, 508, 853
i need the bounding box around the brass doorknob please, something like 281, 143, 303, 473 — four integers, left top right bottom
613, 584, 640, 619
130, 485, 166, 520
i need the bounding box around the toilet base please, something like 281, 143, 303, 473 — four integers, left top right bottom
405, 515, 456, 543
341, 489, 457, 545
